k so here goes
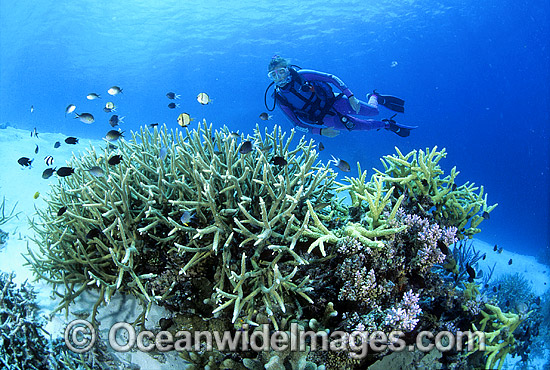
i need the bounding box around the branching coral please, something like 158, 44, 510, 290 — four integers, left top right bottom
26, 123, 338, 327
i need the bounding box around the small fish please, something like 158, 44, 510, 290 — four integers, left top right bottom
57, 167, 75, 177
30, 105, 34, 113
436, 240, 449, 255
492, 286, 497, 293
159, 147, 168, 160
166, 92, 180, 99
86, 228, 102, 240
33, 191, 40, 199
109, 115, 124, 127
318, 142, 325, 151
466, 264, 476, 282
493, 245, 498, 252
259, 112, 272, 121
105, 101, 116, 111
197, 92, 212, 105
87, 166, 104, 177
65, 104, 76, 116
65, 137, 79, 145
75, 112, 95, 124
498, 284, 501, 290
54, 141, 61, 148
482, 211, 490, 220
180, 210, 195, 225
482, 253, 486, 260
272, 156, 287, 166
105, 130, 124, 141
452, 183, 458, 191
329, 156, 350, 172
103, 107, 114, 113
17, 157, 33, 167
57, 206, 67, 216
508, 258, 512, 265
30, 127, 39, 138
35, 144, 39, 154
149, 123, 159, 128
42, 167, 56, 179
107, 86, 123, 95
44, 155, 54, 166
86, 93, 101, 100
239, 140, 253, 154
108, 155, 122, 165
498, 247, 503, 254
168, 102, 179, 109
230, 132, 240, 138
535, 296, 541, 305
421, 179, 429, 187
177, 113, 194, 127
108, 144, 118, 150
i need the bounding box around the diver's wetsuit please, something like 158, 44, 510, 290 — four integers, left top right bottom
275, 69, 387, 135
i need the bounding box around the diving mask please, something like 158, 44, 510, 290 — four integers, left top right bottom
268, 67, 291, 86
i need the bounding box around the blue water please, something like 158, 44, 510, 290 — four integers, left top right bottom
1, 0, 548, 254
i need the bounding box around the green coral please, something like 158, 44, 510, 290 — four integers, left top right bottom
26, 123, 337, 327
468, 303, 529, 370
372, 146, 497, 238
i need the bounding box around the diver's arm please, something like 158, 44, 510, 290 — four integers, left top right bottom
298, 69, 354, 97
279, 104, 322, 135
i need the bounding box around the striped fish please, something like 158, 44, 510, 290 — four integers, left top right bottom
44, 155, 54, 166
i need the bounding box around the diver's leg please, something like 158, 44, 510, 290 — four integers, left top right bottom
333, 96, 379, 116
330, 115, 386, 131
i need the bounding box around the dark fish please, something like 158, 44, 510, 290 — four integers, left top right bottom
482, 211, 490, 220
149, 123, 159, 128
535, 296, 541, 305
498, 247, 503, 254
103, 107, 113, 113
466, 264, 476, 282
42, 167, 56, 179
180, 210, 195, 225
482, 253, 486, 260
30, 127, 38, 138
75, 112, 95, 124
505, 299, 510, 306
54, 141, 61, 148
330, 156, 350, 172
57, 206, 67, 216
44, 155, 54, 166
159, 317, 174, 331
272, 156, 287, 166
109, 115, 120, 127
493, 245, 498, 252
452, 183, 458, 191
57, 167, 75, 177
105, 130, 124, 141
108, 155, 122, 165
508, 259, 512, 265
498, 284, 501, 290
86, 228, 102, 240
65, 137, 79, 144
239, 140, 253, 154
167, 102, 179, 109
318, 142, 325, 151
166, 92, 180, 99
436, 240, 449, 255
259, 112, 272, 121
492, 286, 497, 293
108, 144, 118, 150
17, 157, 33, 167
34, 144, 39, 154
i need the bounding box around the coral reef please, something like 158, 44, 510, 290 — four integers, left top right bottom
26, 128, 504, 369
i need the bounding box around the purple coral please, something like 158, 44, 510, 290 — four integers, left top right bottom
384, 290, 422, 332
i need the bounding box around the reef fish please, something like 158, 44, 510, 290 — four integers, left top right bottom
35, 144, 39, 154
196, 92, 212, 105
17, 157, 33, 167
57, 206, 67, 216
105, 130, 124, 141
180, 211, 195, 225
54, 141, 61, 148
87, 166, 104, 177
259, 112, 272, 121
168, 102, 179, 109
44, 155, 54, 166
272, 156, 287, 166
108, 86, 123, 95
33, 191, 40, 199
42, 167, 56, 179
318, 142, 325, 151
86, 93, 101, 100
109, 115, 124, 127
65, 137, 79, 145
329, 156, 350, 172
239, 140, 253, 154
108, 155, 122, 165
65, 104, 76, 116
481, 211, 490, 220
166, 92, 180, 99
177, 113, 194, 127
75, 112, 95, 124
57, 167, 75, 177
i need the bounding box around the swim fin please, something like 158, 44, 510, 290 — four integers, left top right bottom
382, 114, 418, 137
369, 90, 405, 113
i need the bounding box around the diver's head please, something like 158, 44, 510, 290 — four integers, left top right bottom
268, 55, 291, 87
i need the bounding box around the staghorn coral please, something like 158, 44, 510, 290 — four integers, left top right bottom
26, 123, 338, 327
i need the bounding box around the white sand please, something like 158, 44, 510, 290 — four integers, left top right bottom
0, 126, 547, 369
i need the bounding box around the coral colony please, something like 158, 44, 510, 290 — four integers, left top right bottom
19, 122, 531, 369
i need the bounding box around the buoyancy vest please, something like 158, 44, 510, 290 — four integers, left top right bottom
274, 68, 344, 125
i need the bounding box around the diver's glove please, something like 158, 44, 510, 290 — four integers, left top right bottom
349, 95, 361, 114
382, 114, 418, 137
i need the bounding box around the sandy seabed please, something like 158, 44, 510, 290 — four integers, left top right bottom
0, 126, 547, 369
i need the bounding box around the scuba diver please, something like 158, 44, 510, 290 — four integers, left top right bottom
265, 55, 417, 138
